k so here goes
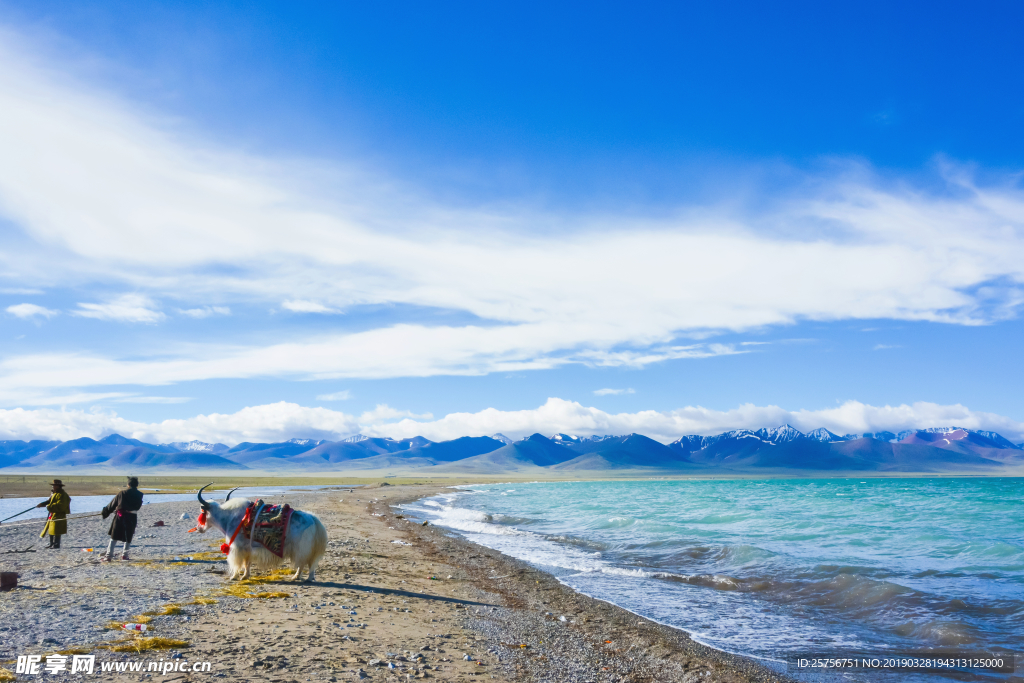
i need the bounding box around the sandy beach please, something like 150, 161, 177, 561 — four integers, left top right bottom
0, 485, 789, 682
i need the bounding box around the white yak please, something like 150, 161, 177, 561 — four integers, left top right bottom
193, 484, 327, 582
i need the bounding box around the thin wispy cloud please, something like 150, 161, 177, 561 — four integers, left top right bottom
179, 306, 231, 319
6, 303, 58, 319
316, 390, 351, 401
282, 300, 339, 314
114, 396, 192, 404
593, 388, 635, 396
72, 294, 165, 324
1, 398, 1021, 445
0, 336, 742, 407
873, 344, 902, 350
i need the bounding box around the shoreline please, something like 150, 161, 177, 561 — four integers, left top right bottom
2, 470, 1018, 501
376, 485, 791, 683
1, 484, 790, 682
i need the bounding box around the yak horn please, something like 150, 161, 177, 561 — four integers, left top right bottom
197, 483, 213, 510
224, 487, 241, 501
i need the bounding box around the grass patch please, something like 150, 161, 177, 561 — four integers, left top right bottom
103, 637, 189, 653
54, 648, 92, 656
0, 668, 15, 682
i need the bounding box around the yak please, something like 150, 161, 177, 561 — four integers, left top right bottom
193, 484, 327, 582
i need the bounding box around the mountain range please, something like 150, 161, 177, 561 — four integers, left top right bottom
1, 426, 1021, 474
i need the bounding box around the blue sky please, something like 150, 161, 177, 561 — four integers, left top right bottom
1, 1, 1023, 444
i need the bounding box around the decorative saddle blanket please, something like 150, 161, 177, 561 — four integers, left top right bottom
245, 500, 293, 558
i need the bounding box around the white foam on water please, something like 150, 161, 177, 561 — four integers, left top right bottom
407, 495, 611, 573
593, 565, 653, 578
403, 479, 1024, 668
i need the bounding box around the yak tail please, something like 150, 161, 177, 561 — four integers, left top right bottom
309, 515, 328, 565
286, 512, 328, 569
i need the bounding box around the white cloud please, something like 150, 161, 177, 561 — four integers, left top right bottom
0, 34, 1022, 393
316, 390, 351, 401
0, 333, 743, 406
114, 396, 192, 404
6, 303, 58, 319
0, 401, 360, 444
593, 388, 635, 396
73, 294, 164, 323
360, 398, 1024, 444
0, 398, 1021, 445
873, 344, 902, 350
359, 404, 433, 422
282, 300, 338, 314
0, 391, 132, 406
179, 306, 230, 318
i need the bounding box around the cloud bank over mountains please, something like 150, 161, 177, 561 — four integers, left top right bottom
0, 35, 1023, 406
1, 398, 1021, 446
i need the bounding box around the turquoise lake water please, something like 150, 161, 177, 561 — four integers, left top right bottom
401, 478, 1023, 679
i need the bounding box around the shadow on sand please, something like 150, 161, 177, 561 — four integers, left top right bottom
254, 579, 499, 607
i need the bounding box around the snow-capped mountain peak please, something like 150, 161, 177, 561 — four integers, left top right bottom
168, 440, 217, 452
805, 428, 846, 443
287, 438, 326, 446
759, 424, 804, 444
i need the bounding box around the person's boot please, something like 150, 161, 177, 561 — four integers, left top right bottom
53, 535, 61, 549
46, 535, 54, 549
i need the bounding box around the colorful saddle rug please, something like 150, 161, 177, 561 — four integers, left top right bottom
247, 500, 293, 558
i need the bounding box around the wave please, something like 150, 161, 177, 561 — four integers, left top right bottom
409, 482, 1024, 657
600, 516, 636, 528
689, 513, 751, 525
641, 566, 1024, 635
546, 534, 609, 552
892, 620, 981, 647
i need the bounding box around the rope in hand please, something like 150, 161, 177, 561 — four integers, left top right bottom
0, 512, 105, 530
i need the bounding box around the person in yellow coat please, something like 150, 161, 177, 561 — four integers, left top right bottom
35, 479, 71, 549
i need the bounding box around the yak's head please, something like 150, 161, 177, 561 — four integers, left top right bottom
190, 484, 241, 533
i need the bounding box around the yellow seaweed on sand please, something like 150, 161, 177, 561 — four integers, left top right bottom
188, 596, 218, 605
104, 636, 189, 653
218, 583, 292, 599
215, 567, 294, 599
146, 604, 183, 616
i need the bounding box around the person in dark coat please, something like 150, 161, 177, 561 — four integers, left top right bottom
101, 476, 144, 561
35, 479, 71, 549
